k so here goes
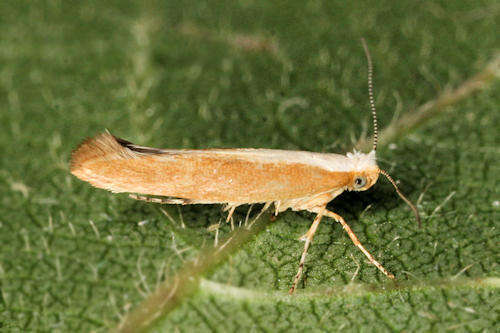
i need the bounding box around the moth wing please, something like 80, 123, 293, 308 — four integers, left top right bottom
70, 132, 352, 204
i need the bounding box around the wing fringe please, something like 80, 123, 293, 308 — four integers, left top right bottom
70, 131, 136, 174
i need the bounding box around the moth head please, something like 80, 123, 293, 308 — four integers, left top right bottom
346, 150, 379, 191
345, 149, 421, 227
351, 170, 380, 191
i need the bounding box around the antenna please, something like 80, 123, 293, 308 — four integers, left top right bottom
361, 38, 378, 152
379, 169, 421, 228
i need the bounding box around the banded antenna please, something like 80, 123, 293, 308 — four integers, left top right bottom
360, 39, 421, 228
361, 38, 378, 152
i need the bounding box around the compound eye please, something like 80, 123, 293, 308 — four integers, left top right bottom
354, 176, 367, 189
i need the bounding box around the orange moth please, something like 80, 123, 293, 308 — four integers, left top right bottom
70, 40, 420, 294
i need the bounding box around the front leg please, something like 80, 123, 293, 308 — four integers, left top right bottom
308, 207, 395, 280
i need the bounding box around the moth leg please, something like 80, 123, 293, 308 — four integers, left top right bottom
289, 209, 325, 294
225, 205, 237, 223
129, 194, 191, 205
310, 207, 395, 280
246, 202, 272, 229
274, 201, 281, 216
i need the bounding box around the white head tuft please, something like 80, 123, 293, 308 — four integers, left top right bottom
346, 150, 378, 171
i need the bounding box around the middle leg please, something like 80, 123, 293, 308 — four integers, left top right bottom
289, 207, 325, 294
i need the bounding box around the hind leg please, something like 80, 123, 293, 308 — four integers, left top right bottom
129, 194, 191, 205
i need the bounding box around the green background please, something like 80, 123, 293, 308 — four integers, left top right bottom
0, 0, 498, 331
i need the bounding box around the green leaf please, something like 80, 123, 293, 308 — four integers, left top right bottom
0, 1, 498, 331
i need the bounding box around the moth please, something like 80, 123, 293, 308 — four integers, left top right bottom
70, 40, 420, 294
